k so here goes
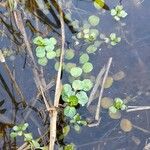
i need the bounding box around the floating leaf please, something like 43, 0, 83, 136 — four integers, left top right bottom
10, 132, 18, 138
82, 79, 93, 91
79, 53, 89, 64
46, 51, 56, 59
65, 49, 75, 60
94, 40, 102, 47
63, 84, 74, 97
49, 37, 57, 45
74, 124, 81, 132
33, 36, 44, 46
88, 15, 100, 26
65, 63, 76, 72
38, 57, 48, 66
101, 97, 113, 109
120, 119, 132, 132
68, 95, 78, 106
76, 91, 88, 106
72, 80, 83, 91
24, 133, 33, 141
45, 44, 55, 51
63, 125, 70, 137
109, 111, 121, 119
56, 49, 61, 57
64, 143, 75, 150
64, 106, 76, 118
35, 46, 45, 58
54, 61, 60, 71
86, 45, 97, 53
82, 62, 93, 73
103, 76, 113, 88
70, 67, 82, 78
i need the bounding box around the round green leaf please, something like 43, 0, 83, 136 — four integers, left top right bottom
56, 49, 61, 57
64, 106, 76, 118
49, 37, 57, 45
88, 15, 100, 26
72, 80, 83, 91
79, 53, 89, 64
68, 95, 78, 106
65, 49, 75, 60
70, 67, 82, 78
38, 57, 48, 66
82, 79, 93, 91
65, 63, 76, 72
46, 51, 56, 59
86, 45, 97, 53
76, 91, 88, 106
35, 46, 46, 58
82, 62, 93, 73
33, 36, 44, 46
45, 44, 55, 51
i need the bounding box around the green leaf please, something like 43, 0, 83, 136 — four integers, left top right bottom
72, 80, 83, 91
65, 49, 75, 60
46, 51, 56, 59
49, 37, 57, 45
65, 63, 76, 73
94, 41, 102, 47
10, 132, 18, 138
70, 67, 82, 78
45, 45, 55, 51
17, 131, 23, 136
63, 84, 72, 94
68, 95, 78, 106
24, 133, 33, 141
82, 62, 93, 73
74, 124, 81, 132
38, 57, 48, 66
56, 49, 61, 57
76, 91, 88, 106
82, 79, 93, 91
79, 53, 89, 64
64, 143, 75, 150
12, 125, 19, 131
86, 45, 97, 53
35, 46, 46, 58
32, 140, 40, 148
33, 36, 44, 46
21, 123, 29, 131
93, 0, 110, 10
63, 125, 70, 137
64, 106, 76, 118
88, 15, 100, 26
109, 106, 117, 113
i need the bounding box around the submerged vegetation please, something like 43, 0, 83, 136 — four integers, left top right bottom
0, 0, 149, 150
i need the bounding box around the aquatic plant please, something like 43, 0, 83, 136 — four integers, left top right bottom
104, 33, 121, 46
109, 98, 127, 113
33, 36, 57, 66
111, 5, 128, 21
10, 123, 43, 149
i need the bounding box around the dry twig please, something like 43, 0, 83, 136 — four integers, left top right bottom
95, 57, 112, 121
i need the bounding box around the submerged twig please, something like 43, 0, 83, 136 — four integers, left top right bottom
95, 57, 113, 121
87, 65, 106, 107
127, 106, 150, 112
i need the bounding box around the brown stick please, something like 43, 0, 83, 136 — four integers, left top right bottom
95, 57, 112, 121
49, 1, 65, 149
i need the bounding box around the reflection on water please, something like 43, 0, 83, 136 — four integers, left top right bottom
0, 0, 150, 149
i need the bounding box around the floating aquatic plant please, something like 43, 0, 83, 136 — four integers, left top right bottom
111, 5, 128, 21
109, 98, 127, 113
120, 119, 133, 132
86, 45, 97, 53
88, 15, 100, 26
70, 67, 82, 78
79, 53, 89, 64
82, 62, 93, 73
104, 33, 121, 46
65, 49, 75, 60
33, 36, 57, 66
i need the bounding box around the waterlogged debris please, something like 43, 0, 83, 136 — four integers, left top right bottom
120, 119, 133, 132
103, 76, 113, 88
88, 15, 100, 26
131, 136, 141, 145
109, 111, 121, 119
70, 67, 82, 77
101, 97, 113, 109
82, 62, 93, 73
112, 71, 126, 81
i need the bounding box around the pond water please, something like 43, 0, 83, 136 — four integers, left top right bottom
0, 0, 150, 149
